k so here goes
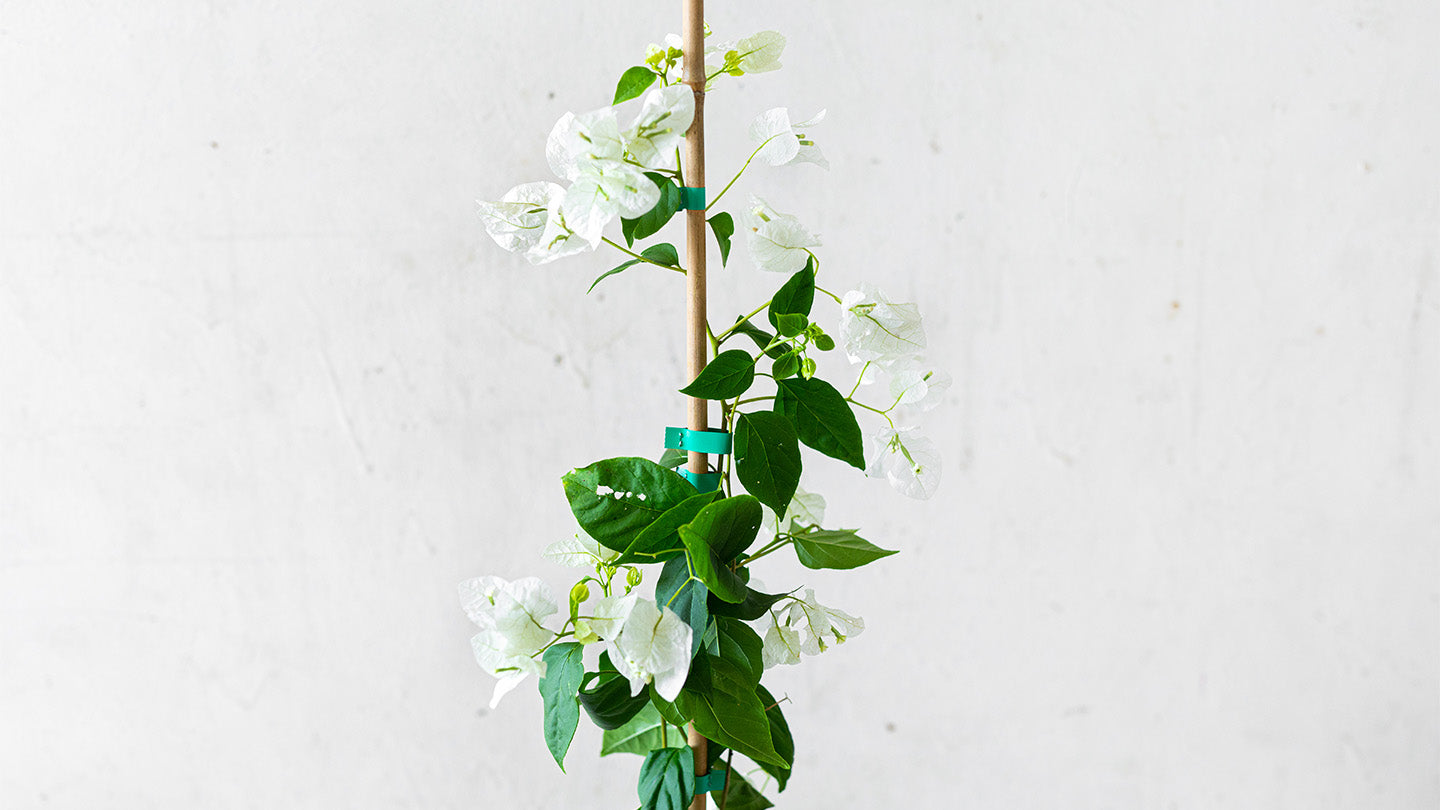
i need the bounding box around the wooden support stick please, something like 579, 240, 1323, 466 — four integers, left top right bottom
682, 1, 708, 808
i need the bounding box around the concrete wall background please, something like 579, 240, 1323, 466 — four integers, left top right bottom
1, 1, 1436, 807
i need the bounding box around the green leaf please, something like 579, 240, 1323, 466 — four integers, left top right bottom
723, 318, 787, 359
710, 769, 775, 809
772, 351, 800, 380
676, 656, 785, 767
623, 173, 682, 245
767, 263, 815, 331
773, 312, 807, 337
709, 587, 789, 621
657, 447, 687, 469
708, 212, 735, 266
539, 643, 585, 771
733, 412, 802, 516
656, 556, 708, 658
773, 377, 866, 470
614, 66, 659, 105
563, 457, 697, 552
615, 490, 723, 565
813, 333, 836, 351
679, 496, 763, 604
592, 242, 682, 292
679, 349, 756, 400
715, 617, 764, 684
600, 702, 688, 757
792, 529, 898, 570
638, 746, 695, 810
579, 654, 654, 730
756, 684, 794, 790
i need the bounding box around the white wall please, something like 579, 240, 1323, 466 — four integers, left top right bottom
1, 1, 1436, 808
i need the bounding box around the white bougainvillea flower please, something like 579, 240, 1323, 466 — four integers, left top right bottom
546, 109, 625, 182
525, 194, 605, 265
788, 588, 865, 655
838, 283, 927, 366
458, 576, 559, 707
745, 196, 820, 274
761, 609, 802, 668
588, 596, 692, 702
762, 588, 864, 667
543, 106, 659, 242
624, 85, 695, 169
733, 30, 786, 73
759, 486, 827, 537
887, 359, 952, 412
477, 181, 564, 254
750, 108, 828, 169
867, 426, 942, 499
542, 534, 620, 569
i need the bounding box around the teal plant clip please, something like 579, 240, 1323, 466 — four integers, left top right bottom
694, 769, 726, 794
679, 186, 706, 210
664, 426, 732, 455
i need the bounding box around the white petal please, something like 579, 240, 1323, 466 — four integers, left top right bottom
735, 30, 786, 73
789, 487, 827, 528
761, 610, 802, 668
869, 427, 942, 500
749, 107, 799, 167
838, 283, 927, 364
587, 592, 638, 642
626, 85, 695, 168
607, 599, 693, 702
524, 191, 603, 265
476, 182, 563, 254
542, 534, 619, 568
458, 576, 506, 628
887, 360, 952, 412
745, 197, 820, 274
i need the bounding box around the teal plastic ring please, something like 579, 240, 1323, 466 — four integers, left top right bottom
679, 186, 706, 210
664, 427, 732, 455
680, 470, 723, 493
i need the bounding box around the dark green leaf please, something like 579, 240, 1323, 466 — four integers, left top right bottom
813, 333, 836, 351
679, 349, 756, 400
708, 212, 734, 266
600, 702, 687, 757
723, 318, 787, 359
767, 263, 815, 330
657, 447, 687, 469
773, 377, 865, 470
614, 66, 659, 105
656, 556, 708, 658
623, 174, 682, 244
579, 653, 654, 730
563, 457, 697, 552
771, 351, 800, 380
587, 242, 680, 293
676, 656, 785, 767
710, 769, 775, 809
756, 684, 794, 789
638, 746, 695, 810
539, 643, 585, 771
773, 313, 807, 337
792, 529, 898, 570
715, 617, 764, 684
679, 496, 763, 604
616, 490, 723, 565
733, 412, 802, 516
709, 587, 789, 620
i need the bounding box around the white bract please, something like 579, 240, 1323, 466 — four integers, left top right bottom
546, 107, 660, 244
761, 589, 864, 668
887, 359, 951, 412
476, 181, 563, 254
760, 486, 827, 537
750, 108, 828, 169
459, 576, 560, 708
586, 595, 693, 702
838, 284, 927, 366
542, 534, 620, 570
733, 31, 786, 73
868, 426, 942, 499
745, 196, 821, 274
624, 85, 695, 169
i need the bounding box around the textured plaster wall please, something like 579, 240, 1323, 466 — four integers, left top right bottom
1, 1, 1437, 808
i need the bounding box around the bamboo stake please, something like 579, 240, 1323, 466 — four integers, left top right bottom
681, 1, 709, 808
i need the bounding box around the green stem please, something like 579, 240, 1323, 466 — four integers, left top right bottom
815, 283, 844, 305
848, 361, 872, 398
713, 299, 774, 343
846, 397, 896, 428
706, 134, 782, 212
733, 396, 774, 408
602, 236, 685, 273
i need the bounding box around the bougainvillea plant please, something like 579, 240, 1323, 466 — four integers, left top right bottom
463, 25, 945, 809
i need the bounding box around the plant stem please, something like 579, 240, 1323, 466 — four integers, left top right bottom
706, 135, 781, 212
602, 236, 685, 273
712, 299, 773, 343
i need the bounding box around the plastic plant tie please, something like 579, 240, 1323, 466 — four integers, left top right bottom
680, 470, 723, 493
679, 186, 706, 210
664, 426, 733, 455
693, 769, 727, 794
